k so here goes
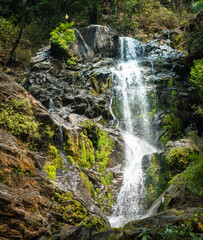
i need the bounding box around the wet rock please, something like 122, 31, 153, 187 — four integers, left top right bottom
72, 29, 95, 60
142, 154, 151, 170
124, 208, 203, 237
92, 229, 123, 240
164, 138, 198, 155
59, 226, 90, 240
0, 72, 53, 125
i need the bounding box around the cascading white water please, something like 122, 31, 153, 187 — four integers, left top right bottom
109, 37, 156, 227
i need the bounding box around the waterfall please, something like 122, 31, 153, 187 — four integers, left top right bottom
109, 37, 156, 227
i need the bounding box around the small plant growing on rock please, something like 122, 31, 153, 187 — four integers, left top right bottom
44, 145, 63, 180
50, 22, 76, 51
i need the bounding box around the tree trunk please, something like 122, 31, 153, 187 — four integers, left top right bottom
5, 0, 29, 66
89, 4, 98, 24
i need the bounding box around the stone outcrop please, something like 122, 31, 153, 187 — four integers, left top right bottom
79, 25, 120, 58
51, 25, 120, 61
0, 71, 120, 239
142, 138, 202, 214
0, 72, 53, 125
1, 24, 202, 240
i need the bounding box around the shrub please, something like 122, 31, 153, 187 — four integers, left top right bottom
186, 25, 203, 59
190, 0, 203, 13
0, 17, 17, 54
50, 22, 76, 51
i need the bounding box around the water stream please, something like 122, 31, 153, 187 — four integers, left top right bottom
109, 37, 157, 227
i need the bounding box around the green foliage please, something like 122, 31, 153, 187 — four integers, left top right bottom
161, 114, 182, 145
44, 164, 56, 180
102, 171, 114, 187
0, 98, 40, 139
0, 17, 17, 54
66, 56, 77, 66
81, 121, 115, 172
186, 24, 203, 59
189, 58, 203, 96
50, 22, 76, 51
137, 227, 152, 240
190, 0, 203, 13
153, 222, 202, 240
107, 192, 114, 208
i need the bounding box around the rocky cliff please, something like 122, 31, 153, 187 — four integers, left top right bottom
0, 25, 202, 240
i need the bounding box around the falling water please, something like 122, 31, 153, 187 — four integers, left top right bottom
109, 37, 156, 227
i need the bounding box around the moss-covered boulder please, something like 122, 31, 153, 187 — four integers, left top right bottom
143, 138, 200, 210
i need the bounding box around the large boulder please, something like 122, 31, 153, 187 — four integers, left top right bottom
51, 25, 120, 61
79, 25, 120, 58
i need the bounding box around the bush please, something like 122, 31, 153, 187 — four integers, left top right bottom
50, 22, 76, 51
189, 58, 203, 96
0, 17, 17, 54
186, 24, 203, 59
190, 0, 203, 13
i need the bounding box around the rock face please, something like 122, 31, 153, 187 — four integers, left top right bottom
143, 138, 201, 214
79, 25, 120, 58
51, 25, 120, 61
0, 72, 53, 125
0, 72, 121, 239
1, 24, 202, 240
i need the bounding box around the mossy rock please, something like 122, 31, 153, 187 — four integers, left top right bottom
164, 139, 198, 173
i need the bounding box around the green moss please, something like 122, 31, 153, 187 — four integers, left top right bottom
101, 171, 114, 187
44, 145, 63, 180
81, 121, 115, 173
63, 135, 80, 163
0, 98, 40, 139
95, 130, 115, 173
144, 154, 170, 208
107, 192, 114, 208
79, 132, 95, 169
111, 96, 123, 119
161, 113, 182, 145
53, 192, 106, 230
170, 153, 203, 197
81, 172, 96, 199
166, 147, 195, 173
44, 164, 56, 180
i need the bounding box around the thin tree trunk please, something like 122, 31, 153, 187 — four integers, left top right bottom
89, 4, 98, 24
6, 0, 29, 66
